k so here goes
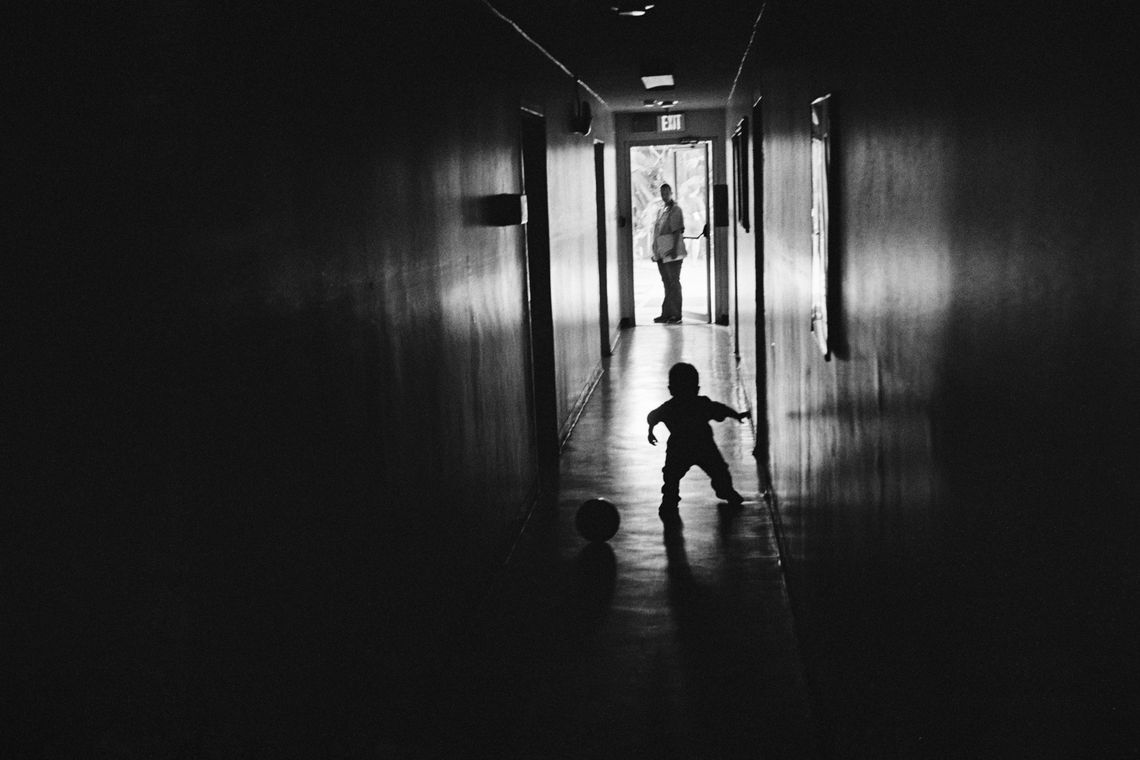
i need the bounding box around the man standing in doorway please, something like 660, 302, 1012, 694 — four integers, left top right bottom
651, 183, 686, 324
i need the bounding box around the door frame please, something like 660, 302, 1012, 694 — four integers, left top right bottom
593, 140, 613, 356
624, 138, 716, 325
616, 132, 726, 328
520, 110, 559, 491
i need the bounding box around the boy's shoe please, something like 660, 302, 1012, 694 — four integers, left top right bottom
652, 315, 668, 323
665, 316, 682, 324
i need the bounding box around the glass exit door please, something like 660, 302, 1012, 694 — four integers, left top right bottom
630, 141, 712, 324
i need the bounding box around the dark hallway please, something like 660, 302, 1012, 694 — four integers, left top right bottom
448, 325, 816, 759
6, 0, 1140, 757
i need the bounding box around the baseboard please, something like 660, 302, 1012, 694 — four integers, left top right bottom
559, 360, 606, 449
606, 326, 625, 356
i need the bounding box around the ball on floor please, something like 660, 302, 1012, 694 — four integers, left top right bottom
576, 498, 620, 542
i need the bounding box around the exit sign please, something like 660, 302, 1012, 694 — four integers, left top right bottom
659, 113, 686, 132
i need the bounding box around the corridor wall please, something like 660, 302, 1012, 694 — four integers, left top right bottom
6, 1, 614, 753
728, 0, 1139, 756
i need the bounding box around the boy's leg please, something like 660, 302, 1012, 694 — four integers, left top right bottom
660, 457, 690, 518
699, 447, 744, 504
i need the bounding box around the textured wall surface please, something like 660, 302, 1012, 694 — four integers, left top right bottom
732, 0, 1139, 755
547, 132, 607, 431
6, 2, 614, 753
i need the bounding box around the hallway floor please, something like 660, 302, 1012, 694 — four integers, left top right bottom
424, 325, 819, 759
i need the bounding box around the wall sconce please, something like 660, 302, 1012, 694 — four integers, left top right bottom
571, 100, 592, 135
483, 194, 528, 226
571, 80, 593, 135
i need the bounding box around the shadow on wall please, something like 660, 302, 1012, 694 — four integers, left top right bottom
925, 105, 1140, 755
8, 290, 537, 755
761, 5, 1140, 754
6, 2, 552, 753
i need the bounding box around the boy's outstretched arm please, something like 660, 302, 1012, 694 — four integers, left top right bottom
647, 408, 662, 445
709, 400, 750, 423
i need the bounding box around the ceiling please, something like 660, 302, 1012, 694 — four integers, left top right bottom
484, 0, 767, 112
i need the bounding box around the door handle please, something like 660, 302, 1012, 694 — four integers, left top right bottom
683, 223, 709, 240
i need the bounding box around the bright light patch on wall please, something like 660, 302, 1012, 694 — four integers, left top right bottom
640, 75, 674, 90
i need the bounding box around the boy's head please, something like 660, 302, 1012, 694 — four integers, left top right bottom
668, 362, 699, 397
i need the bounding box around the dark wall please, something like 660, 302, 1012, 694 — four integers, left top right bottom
731, 0, 1139, 755
6, 2, 614, 753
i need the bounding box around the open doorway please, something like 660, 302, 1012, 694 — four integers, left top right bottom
630, 141, 713, 325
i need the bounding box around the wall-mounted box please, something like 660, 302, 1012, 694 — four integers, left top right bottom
484, 194, 528, 226
713, 184, 729, 227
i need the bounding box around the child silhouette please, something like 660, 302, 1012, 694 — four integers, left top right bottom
647, 362, 750, 523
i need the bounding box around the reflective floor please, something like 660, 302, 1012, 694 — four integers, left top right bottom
436, 325, 818, 759
633, 257, 711, 325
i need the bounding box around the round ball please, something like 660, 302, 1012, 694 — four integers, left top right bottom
576, 498, 620, 542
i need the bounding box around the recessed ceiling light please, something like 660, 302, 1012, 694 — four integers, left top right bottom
612, 3, 655, 16
640, 74, 675, 90
643, 98, 679, 108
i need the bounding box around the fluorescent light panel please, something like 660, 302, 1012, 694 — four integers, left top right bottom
641, 74, 674, 89
612, 3, 655, 15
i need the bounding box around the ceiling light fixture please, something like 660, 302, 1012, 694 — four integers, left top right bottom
611, 3, 655, 17
640, 74, 675, 90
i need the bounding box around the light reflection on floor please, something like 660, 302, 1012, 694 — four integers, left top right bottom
460, 324, 820, 759
633, 257, 710, 325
